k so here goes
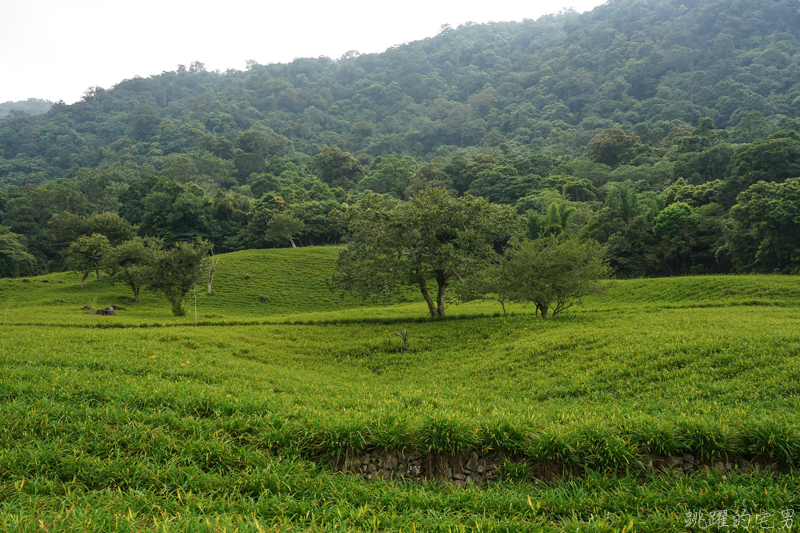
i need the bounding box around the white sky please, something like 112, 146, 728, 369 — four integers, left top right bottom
0, 0, 605, 105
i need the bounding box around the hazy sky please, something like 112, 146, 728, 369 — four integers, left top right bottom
1, 0, 605, 105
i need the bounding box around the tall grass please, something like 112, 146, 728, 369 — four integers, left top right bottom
0, 248, 798, 530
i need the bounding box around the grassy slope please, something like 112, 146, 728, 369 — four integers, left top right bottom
1, 247, 796, 326
1, 248, 799, 531
0, 247, 444, 326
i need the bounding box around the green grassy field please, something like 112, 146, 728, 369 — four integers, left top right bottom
0, 248, 798, 531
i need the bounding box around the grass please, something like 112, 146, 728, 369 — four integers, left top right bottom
0, 247, 799, 531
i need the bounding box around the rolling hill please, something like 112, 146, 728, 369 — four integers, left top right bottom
0, 247, 798, 530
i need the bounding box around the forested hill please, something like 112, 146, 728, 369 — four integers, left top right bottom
2, 0, 798, 183
1, 0, 800, 280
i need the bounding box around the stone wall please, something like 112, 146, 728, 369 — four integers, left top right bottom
342, 450, 499, 487
336, 450, 789, 487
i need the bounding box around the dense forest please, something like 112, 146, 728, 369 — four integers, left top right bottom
1, 0, 800, 278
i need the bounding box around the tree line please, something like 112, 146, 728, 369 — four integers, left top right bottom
2, 122, 800, 280
65, 232, 212, 316
50, 188, 609, 320
39, 211, 211, 316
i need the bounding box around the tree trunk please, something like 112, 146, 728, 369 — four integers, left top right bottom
289, 236, 296, 248
435, 278, 447, 318
128, 281, 141, 303
96, 269, 102, 280
418, 278, 440, 318
80, 272, 89, 289
170, 294, 187, 316
207, 257, 218, 295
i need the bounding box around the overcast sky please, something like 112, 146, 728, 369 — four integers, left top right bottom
1, 0, 605, 105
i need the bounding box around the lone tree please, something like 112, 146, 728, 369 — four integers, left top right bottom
266, 212, 306, 248
464, 235, 611, 318
147, 239, 212, 316
102, 237, 162, 302
332, 187, 520, 318
65, 233, 111, 288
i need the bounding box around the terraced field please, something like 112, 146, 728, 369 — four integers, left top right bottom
0, 248, 798, 531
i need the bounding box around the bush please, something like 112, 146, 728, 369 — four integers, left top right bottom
461, 235, 611, 318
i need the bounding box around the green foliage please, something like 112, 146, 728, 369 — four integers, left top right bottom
651, 202, 699, 276
265, 212, 306, 248
0, 228, 36, 278
464, 235, 611, 318
332, 188, 521, 318
733, 131, 800, 191
673, 143, 734, 185
358, 153, 418, 198
140, 179, 213, 242
102, 236, 161, 302
403, 162, 455, 199
728, 177, 800, 273
64, 233, 111, 288
580, 180, 664, 277
127, 105, 161, 141
466, 164, 540, 205
663, 178, 724, 207
458, 154, 498, 194
48, 211, 137, 246
586, 128, 641, 168
237, 129, 273, 157
147, 238, 212, 316
527, 201, 576, 238
199, 133, 235, 160
312, 146, 366, 190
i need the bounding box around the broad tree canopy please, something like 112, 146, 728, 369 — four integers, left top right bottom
728, 176, 800, 273
147, 239, 212, 316
266, 212, 306, 248
102, 236, 162, 302
65, 233, 111, 288
463, 235, 611, 318
332, 187, 520, 318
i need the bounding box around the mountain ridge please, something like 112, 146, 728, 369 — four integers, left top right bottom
1, 0, 798, 186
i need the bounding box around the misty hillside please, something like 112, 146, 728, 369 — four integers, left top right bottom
0, 0, 798, 186
0, 98, 53, 119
